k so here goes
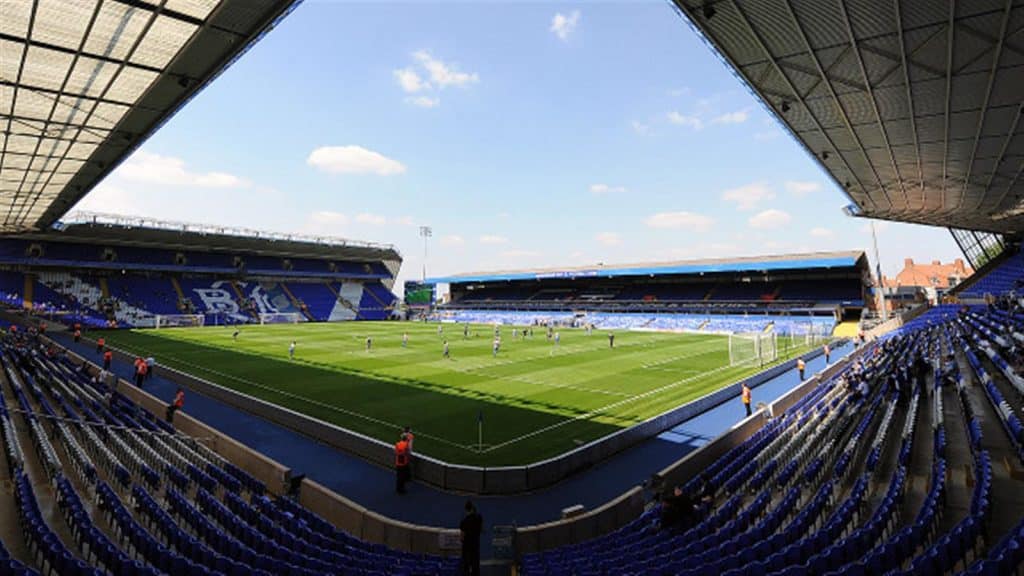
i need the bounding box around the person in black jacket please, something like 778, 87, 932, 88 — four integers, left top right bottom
460, 500, 483, 576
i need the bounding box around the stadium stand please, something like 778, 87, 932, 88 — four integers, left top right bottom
429, 252, 867, 336
0, 331, 460, 576
516, 303, 1024, 575
0, 218, 401, 328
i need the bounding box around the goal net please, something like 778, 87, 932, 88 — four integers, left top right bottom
154, 314, 206, 329
803, 323, 832, 346
259, 312, 304, 325
729, 332, 778, 367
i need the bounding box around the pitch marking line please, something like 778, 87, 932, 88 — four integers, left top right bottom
481, 361, 742, 453
107, 343, 473, 452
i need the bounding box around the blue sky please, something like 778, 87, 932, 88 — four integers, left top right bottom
75, 1, 963, 292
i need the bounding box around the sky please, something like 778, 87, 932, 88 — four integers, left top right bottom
73, 0, 964, 294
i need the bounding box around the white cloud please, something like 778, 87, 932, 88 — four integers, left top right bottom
479, 234, 509, 245
303, 211, 349, 234
309, 211, 348, 224
440, 234, 465, 247
645, 211, 715, 232
550, 10, 580, 41
73, 184, 142, 214
668, 87, 691, 97
785, 180, 821, 196
721, 183, 775, 211
809, 226, 834, 238
501, 249, 540, 258
666, 111, 703, 129
355, 213, 387, 225
307, 146, 406, 175
405, 96, 440, 108
393, 67, 429, 93
117, 151, 248, 188
631, 121, 650, 135
749, 209, 792, 229
412, 51, 479, 88
395, 216, 416, 226
590, 183, 628, 194
711, 109, 750, 124
595, 232, 621, 246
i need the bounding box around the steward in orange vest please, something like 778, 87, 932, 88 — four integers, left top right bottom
395, 434, 411, 494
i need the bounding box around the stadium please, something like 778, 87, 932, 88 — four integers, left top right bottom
0, 1, 1022, 576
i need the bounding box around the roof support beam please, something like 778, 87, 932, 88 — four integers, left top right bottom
894, 0, 926, 214
719, 0, 878, 211
939, 0, 955, 214
0, 32, 163, 75
9, 0, 106, 227
964, 0, 1013, 211
779, 0, 894, 209
0, 0, 39, 228
986, 103, 1024, 215
838, 0, 910, 211
12, 0, 168, 227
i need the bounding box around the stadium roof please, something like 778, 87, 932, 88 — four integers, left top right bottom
675, 0, 1024, 234
9, 211, 402, 262
427, 250, 867, 284
0, 0, 300, 233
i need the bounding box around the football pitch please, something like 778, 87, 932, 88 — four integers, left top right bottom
101, 322, 813, 466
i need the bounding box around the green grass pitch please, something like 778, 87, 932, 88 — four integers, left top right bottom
102, 322, 811, 466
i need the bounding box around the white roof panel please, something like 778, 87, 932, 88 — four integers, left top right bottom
0, 0, 300, 232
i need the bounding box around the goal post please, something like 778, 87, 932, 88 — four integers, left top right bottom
154, 314, 206, 329
729, 332, 778, 367
258, 312, 304, 325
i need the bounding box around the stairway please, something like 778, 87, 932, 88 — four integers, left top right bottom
333, 282, 363, 320
170, 277, 187, 311
229, 281, 259, 322
98, 277, 110, 299
702, 286, 717, 302
280, 283, 316, 322
37, 272, 153, 326
22, 274, 33, 309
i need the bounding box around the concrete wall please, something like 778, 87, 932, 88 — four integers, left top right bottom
97, 335, 837, 496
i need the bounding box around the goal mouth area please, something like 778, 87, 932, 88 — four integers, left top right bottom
258, 312, 305, 325
153, 314, 206, 329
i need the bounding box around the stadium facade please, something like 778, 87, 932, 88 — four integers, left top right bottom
0, 213, 401, 327
428, 250, 871, 336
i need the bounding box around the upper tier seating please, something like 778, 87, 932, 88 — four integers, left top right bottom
961, 251, 1024, 298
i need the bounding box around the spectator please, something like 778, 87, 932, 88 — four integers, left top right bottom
460, 500, 483, 576
741, 382, 752, 417
394, 433, 411, 494
403, 426, 415, 452
856, 378, 870, 399
96, 336, 105, 354
145, 356, 155, 380
658, 486, 696, 531
166, 388, 185, 422
797, 357, 806, 381
103, 349, 113, 370
134, 359, 147, 387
